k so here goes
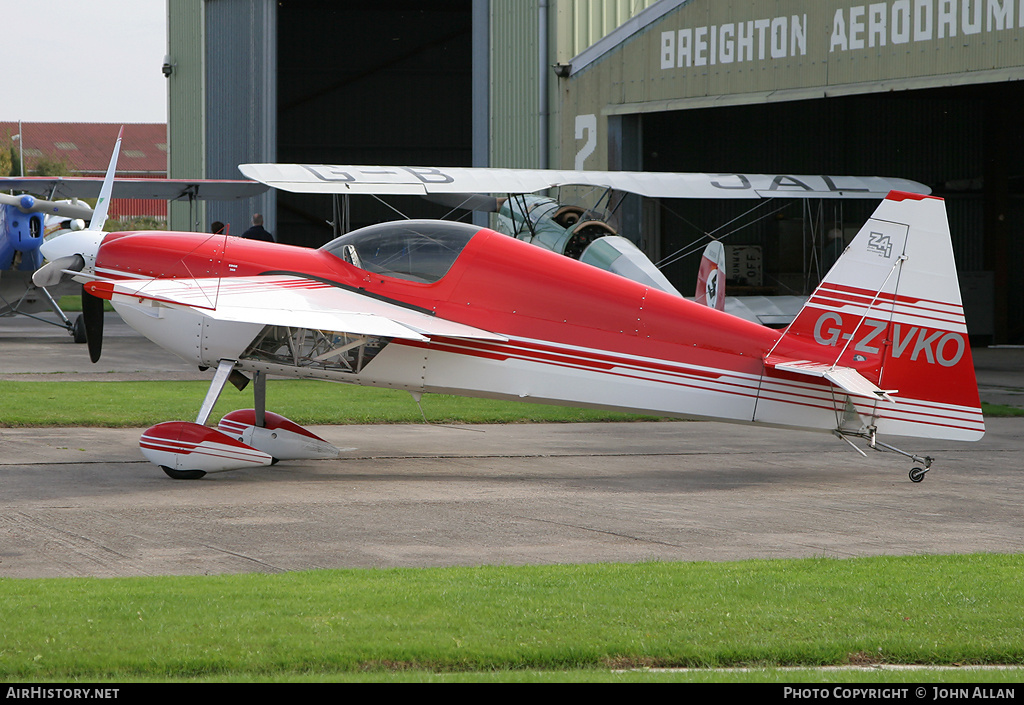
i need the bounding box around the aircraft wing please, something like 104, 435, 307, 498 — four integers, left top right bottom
239, 163, 930, 200
0, 177, 268, 202
84, 274, 507, 343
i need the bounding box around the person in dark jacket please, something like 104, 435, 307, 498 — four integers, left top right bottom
240, 213, 273, 242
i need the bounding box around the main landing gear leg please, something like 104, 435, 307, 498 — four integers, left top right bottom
832, 428, 934, 483
139, 361, 341, 480
37, 286, 84, 342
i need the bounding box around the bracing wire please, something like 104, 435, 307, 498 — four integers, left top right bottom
655, 199, 791, 271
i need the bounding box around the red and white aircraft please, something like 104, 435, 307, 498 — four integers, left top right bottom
38, 149, 982, 482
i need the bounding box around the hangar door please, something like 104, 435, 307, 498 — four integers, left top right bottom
640, 84, 1024, 344
275, 1, 474, 248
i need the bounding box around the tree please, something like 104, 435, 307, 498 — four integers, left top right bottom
30, 153, 71, 176
0, 135, 16, 176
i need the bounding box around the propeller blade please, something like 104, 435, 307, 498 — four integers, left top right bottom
82, 287, 105, 363
31, 254, 85, 288
0, 193, 94, 220
89, 126, 124, 231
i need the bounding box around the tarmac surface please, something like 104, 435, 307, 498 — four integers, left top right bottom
1, 312, 1022, 578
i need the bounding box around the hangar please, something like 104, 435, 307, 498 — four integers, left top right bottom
167, 0, 1024, 342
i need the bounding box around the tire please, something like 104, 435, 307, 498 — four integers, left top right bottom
72, 314, 87, 344
161, 466, 207, 480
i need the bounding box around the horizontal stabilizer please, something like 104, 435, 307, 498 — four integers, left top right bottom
765, 355, 896, 402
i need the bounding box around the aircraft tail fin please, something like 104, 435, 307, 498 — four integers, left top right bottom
764, 191, 983, 441
695, 240, 726, 311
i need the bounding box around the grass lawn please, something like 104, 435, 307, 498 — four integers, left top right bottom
1, 554, 1022, 682
1, 377, 1020, 683
0, 379, 666, 427
1, 378, 1019, 427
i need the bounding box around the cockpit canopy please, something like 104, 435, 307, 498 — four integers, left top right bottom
320, 220, 480, 283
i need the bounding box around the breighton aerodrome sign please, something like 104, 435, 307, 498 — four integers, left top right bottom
658, 0, 1024, 70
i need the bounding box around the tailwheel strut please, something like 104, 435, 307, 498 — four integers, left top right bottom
832, 428, 934, 483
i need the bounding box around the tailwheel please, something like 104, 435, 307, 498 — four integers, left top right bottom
160, 466, 207, 480
833, 428, 935, 482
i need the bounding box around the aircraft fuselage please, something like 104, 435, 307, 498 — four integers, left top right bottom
92, 219, 982, 443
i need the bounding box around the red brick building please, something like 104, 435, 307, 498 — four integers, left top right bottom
0, 122, 168, 223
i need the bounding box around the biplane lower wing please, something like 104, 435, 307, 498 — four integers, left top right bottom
0, 176, 269, 202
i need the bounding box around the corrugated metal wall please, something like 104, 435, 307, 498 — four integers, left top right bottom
490, 0, 543, 168
490, 0, 658, 168
167, 0, 277, 236
204, 0, 277, 238
560, 0, 661, 58
166, 0, 206, 230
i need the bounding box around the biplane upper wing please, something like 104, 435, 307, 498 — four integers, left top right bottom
0, 177, 269, 202
83, 274, 507, 343
238, 163, 930, 200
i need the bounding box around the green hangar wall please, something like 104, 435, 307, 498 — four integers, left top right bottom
169, 0, 1024, 343
553, 0, 1024, 343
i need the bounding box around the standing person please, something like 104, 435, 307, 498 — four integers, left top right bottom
241, 213, 273, 242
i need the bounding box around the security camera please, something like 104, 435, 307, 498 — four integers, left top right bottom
552, 63, 571, 78
162, 55, 174, 78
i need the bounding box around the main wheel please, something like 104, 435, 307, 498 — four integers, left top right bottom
909, 467, 927, 483
161, 466, 207, 480
72, 314, 87, 344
